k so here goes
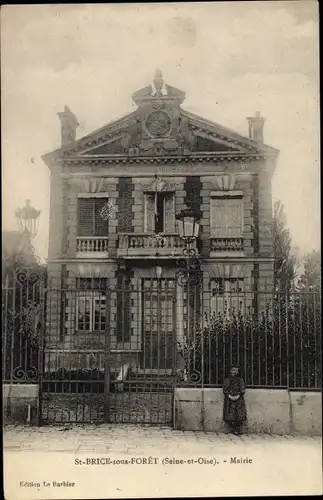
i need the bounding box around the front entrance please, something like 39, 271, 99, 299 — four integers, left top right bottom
38, 278, 178, 426
141, 278, 175, 370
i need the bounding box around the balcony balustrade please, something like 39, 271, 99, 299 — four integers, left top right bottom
210, 237, 244, 255
76, 237, 109, 258
117, 233, 194, 259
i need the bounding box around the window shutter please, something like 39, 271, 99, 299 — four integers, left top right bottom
164, 193, 175, 233
145, 194, 155, 232
211, 197, 243, 238
77, 198, 94, 236
94, 198, 109, 236
77, 198, 109, 236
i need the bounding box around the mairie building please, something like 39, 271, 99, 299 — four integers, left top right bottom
42, 70, 278, 373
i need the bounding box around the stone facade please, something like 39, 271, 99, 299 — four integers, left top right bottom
42, 71, 279, 371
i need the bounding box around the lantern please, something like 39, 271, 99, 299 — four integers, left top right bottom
175, 208, 201, 242
15, 199, 41, 239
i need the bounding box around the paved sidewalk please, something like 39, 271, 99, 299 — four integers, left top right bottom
4, 423, 321, 453
4, 425, 322, 498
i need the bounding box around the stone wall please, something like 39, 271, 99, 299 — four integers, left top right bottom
3, 384, 39, 425
174, 388, 322, 436
3, 384, 321, 433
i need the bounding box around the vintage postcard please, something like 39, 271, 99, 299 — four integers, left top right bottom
2, 2, 321, 498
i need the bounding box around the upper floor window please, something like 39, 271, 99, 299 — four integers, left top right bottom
144, 192, 175, 233
77, 197, 109, 237
210, 192, 244, 239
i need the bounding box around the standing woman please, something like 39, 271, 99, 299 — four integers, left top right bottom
223, 366, 247, 434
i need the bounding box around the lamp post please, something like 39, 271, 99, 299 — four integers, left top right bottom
175, 207, 202, 286
174, 207, 202, 386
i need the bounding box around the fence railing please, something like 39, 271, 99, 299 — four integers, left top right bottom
179, 289, 321, 389
2, 270, 321, 390
2, 269, 45, 384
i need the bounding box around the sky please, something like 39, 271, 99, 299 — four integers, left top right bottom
1, 2, 320, 261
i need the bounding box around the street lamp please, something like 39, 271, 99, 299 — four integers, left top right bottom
15, 199, 41, 239
14, 199, 41, 265
174, 207, 203, 387
175, 207, 202, 287
175, 207, 201, 243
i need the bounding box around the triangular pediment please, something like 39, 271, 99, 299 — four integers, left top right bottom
57, 110, 275, 158
42, 72, 279, 166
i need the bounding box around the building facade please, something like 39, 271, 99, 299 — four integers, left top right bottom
42, 71, 278, 376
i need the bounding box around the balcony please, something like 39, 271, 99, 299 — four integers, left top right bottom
117, 233, 195, 259
76, 237, 109, 258
210, 237, 244, 257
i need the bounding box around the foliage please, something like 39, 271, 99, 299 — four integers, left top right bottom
2, 254, 46, 382
3, 231, 34, 271
2, 230, 47, 287
297, 250, 321, 291
272, 200, 299, 291
178, 291, 321, 389
3, 298, 41, 382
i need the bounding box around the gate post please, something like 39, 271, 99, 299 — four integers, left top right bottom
104, 285, 111, 422
171, 288, 177, 427
37, 279, 46, 425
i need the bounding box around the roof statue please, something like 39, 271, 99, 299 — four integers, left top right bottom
153, 69, 164, 96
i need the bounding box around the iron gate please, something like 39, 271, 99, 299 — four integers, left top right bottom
39, 277, 177, 425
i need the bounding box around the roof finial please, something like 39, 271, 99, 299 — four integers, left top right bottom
153, 69, 164, 95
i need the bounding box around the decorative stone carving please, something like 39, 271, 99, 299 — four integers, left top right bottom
152, 101, 166, 110
145, 111, 172, 137
76, 263, 102, 277
87, 178, 107, 193
177, 116, 196, 152
76, 263, 115, 278
138, 176, 185, 192
149, 177, 167, 192
209, 263, 248, 279
215, 174, 237, 190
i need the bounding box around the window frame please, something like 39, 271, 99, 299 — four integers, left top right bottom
210, 278, 245, 317
144, 192, 174, 233
77, 193, 110, 238
76, 279, 107, 332
210, 190, 244, 239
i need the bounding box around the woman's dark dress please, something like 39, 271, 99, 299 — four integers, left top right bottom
223, 376, 247, 425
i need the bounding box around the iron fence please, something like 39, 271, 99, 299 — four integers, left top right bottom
181, 288, 321, 390
2, 269, 45, 384
2, 270, 322, 423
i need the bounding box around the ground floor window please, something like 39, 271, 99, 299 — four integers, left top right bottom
210, 278, 245, 317
76, 278, 107, 332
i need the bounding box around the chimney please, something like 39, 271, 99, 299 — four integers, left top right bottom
247, 111, 265, 144
58, 106, 79, 147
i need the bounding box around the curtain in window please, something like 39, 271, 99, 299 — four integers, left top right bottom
164, 193, 175, 233
145, 194, 155, 232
